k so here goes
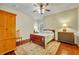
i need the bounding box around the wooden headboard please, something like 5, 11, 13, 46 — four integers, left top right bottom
43, 29, 55, 33
43, 29, 55, 40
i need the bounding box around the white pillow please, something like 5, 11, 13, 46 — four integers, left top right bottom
44, 31, 53, 34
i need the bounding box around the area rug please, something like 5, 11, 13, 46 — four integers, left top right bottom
15, 41, 60, 55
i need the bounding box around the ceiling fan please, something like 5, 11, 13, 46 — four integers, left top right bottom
33, 3, 50, 14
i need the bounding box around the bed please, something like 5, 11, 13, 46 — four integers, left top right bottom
30, 29, 55, 48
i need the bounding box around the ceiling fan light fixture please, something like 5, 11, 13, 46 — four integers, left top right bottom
37, 9, 41, 13
33, 3, 50, 15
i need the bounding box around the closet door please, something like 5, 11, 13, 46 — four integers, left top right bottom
0, 11, 6, 40
0, 10, 16, 54
5, 13, 12, 39
0, 10, 6, 54
5, 12, 16, 52
5, 13, 16, 38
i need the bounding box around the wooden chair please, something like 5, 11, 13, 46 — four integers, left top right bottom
16, 30, 22, 44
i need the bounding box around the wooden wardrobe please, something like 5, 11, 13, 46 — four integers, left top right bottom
0, 10, 16, 54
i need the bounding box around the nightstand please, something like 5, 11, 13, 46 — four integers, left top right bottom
58, 32, 74, 44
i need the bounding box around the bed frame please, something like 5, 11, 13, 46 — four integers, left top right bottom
30, 29, 55, 48
43, 29, 55, 40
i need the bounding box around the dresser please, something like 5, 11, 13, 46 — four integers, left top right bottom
0, 10, 16, 54
58, 32, 74, 44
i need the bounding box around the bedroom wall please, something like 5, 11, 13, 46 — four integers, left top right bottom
44, 8, 77, 43
77, 7, 79, 46
0, 6, 35, 40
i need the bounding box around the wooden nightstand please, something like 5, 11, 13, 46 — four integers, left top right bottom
58, 32, 74, 44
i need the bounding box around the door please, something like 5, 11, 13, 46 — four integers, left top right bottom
0, 10, 16, 54
5, 13, 16, 39
0, 11, 7, 40
4, 12, 16, 53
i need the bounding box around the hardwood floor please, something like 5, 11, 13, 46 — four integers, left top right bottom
4, 40, 79, 55
56, 42, 79, 55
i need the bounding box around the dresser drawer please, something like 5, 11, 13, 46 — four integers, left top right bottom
58, 32, 74, 44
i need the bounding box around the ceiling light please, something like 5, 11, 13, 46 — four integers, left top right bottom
33, 3, 50, 15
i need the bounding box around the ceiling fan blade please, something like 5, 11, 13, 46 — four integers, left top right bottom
45, 9, 50, 11
33, 10, 37, 12
33, 4, 38, 7
45, 3, 48, 6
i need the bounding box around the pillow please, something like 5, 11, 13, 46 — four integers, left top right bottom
44, 31, 53, 34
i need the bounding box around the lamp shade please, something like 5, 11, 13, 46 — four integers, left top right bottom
63, 24, 67, 28
62, 24, 67, 32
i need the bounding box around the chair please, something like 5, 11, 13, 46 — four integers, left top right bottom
16, 29, 22, 44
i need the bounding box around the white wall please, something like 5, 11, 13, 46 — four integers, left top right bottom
0, 6, 35, 40
0, 5, 79, 44
16, 12, 34, 40
77, 8, 79, 46
44, 8, 77, 44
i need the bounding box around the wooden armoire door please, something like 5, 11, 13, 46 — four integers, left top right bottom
0, 10, 16, 54
0, 10, 6, 40
0, 10, 6, 54
5, 12, 16, 52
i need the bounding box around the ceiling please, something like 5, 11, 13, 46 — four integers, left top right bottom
0, 3, 79, 19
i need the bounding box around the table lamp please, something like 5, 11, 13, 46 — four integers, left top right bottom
63, 24, 67, 32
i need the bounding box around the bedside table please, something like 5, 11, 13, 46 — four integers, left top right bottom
58, 32, 74, 44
